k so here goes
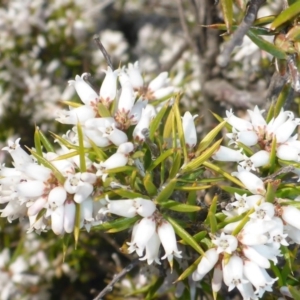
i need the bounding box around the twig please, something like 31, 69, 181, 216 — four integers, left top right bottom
93, 35, 113, 70
217, 0, 266, 67
262, 165, 295, 181
92, 259, 139, 300
142, 128, 160, 160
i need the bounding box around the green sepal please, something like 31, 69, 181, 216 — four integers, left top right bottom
147, 148, 175, 171
207, 194, 218, 234
149, 102, 169, 140
179, 231, 207, 245
168, 150, 182, 180
160, 200, 201, 212
265, 180, 280, 203
155, 179, 177, 204
39, 129, 55, 152
34, 126, 43, 157
143, 173, 158, 196
109, 189, 148, 199
76, 122, 86, 172
97, 102, 112, 117
220, 0, 233, 33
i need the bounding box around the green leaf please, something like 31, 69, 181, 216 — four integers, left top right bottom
160, 200, 201, 212
179, 231, 207, 245
74, 203, 81, 249
174, 184, 211, 191
165, 216, 205, 255
147, 148, 175, 171
76, 122, 86, 172
145, 276, 165, 300
254, 15, 277, 26
149, 102, 169, 140
247, 29, 287, 60
196, 121, 227, 155
220, 0, 233, 33
271, 1, 300, 30
289, 286, 300, 299
105, 166, 137, 174
97, 102, 112, 117
265, 180, 280, 203
53, 150, 80, 161
88, 137, 107, 161
93, 216, 139, 232
207, 194, 218, 234
39, 130, 54, 152
182, 139, 223, 172
34, 127, 43, 157
220, 185, 251, 196
275, 84, 292, 117
28, 149, 65, 184
176, 256, 201, 282
110, 189, 147, 199
143, 173, 158, 196
168, 150, 182, 179
155, 179, 177, 203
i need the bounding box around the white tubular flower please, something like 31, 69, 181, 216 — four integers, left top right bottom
51, 205, 64, 235
17, 180, 45, 198
284, 224, 300, 244
239, 150, 270, 171
0, 200, 26, 222
249, 203, 275, 221
99, 122, 128, 146
133, 198, 156, 217
251, 244, 281, 265
192, 248, 219, 281
47, 186, 67, 210
276, 144, 300, 161
237, 282, 258, 300
80, 197, 94, 232
99, 67, 118, 104
158, 220, 182, 262
275, 117, 300, 144
231, 167, 266, 195
127, 217, 156, 256
182, 111, 198, 149
212, 264, 223, 292
83, 128, 111, 148
281, 205, 300, 230
242, 246, 270, 269
139, 232, 161, 265
232, 194, 263, 215
152, 86, 174, 100
117, 142, 134, 154
56, 105, 96, 125
148, 72, 169, 91
133, 106, 154, 142
2, 138, 32, 167
222, 255, 247, 291
212, 146, 244, 162
238, 230, 268, 246
126, 61, 144, 90
21, 163, 52, 182
247, 106, 266, 131
128, 100, 149, 125
27, 197, 47, 216
227, 128, 258, 147
212, 232, 238, 254
85, 117, 115, 129
68, 73, 99, 106
105, 198, 136, 218
225, 109, 253, 131
243, 260, 277, 297
64, 200, 76, 233
117, 72, 135, 112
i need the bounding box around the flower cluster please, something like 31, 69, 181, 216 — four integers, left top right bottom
191, 107, 300, 299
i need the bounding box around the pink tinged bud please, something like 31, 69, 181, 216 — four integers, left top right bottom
27, 197, 47, 216
48, 187, 67, 208
193, 248, 219, 281
64, 201, 76, 233
276, 144, 300, 161
242, 246, 270, 269
222, 255, 246, 291
148, 72, 169, 91
225, 109, 253, 131
100, 67, 118, 103
118, 72, 135, 112
231, 168, 266, 195
126, 61, 144, 89
247, 106, 266, 130
139, 232, 161, 265
227, 130, 258, 147
100, 123, 128, 146
212, 232, 238, 254
212, 146, 244, 162
134, 198, 156, 217
182, 111, 198, 148
68, 73, 99, 106
56, 105, 96, 125
133, 108, 153, 142
281, 205, 300, 230
158, 221, 182, 261
107, 199, 136, 218
212, 264, 223, 292
243, 260, 277, 296
117, 142, 134, 154
275, 117, 300, 144
51, 205, 64, 235
17, 180, 45, 198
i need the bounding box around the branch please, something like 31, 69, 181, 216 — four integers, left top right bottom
93, 35, 113, 70
92, 259, 139, 300
217, 0, 266, 67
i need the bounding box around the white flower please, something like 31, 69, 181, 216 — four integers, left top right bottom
239, 150, 270, 171
232, 167, 266, 195
281, 205, 300, 230
182, 111, 198, 148
276, 144, 300, 161
274, 116, 300, 144
242, 246, 270, 269
225, 109, 253, 131
68, 73, 99, 106
227, 128, 258, 147
133, 198, 156, 217
231, 194, 263, 215
17, 180, 45, 198
212, 146, 244, 162
212, 264, 223, 292
247, 106, 266, 132
117, 72, 135, 113
51, 205, 65, 235
192, 248, 219, 281
212, 233, 238, 254
249, 203, 275, 221
139, 232, 161, 265
133, 106, 155, 142
99, 67, 118, 104
64, 200, 76, 233
98, 122, 128, 146
56, 105, 95, 124
158, 220, 182, 262
148, 72, 169, 91
126, 61, 144, 90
